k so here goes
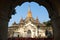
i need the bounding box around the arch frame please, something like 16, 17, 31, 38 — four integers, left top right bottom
0, 0, 60, 40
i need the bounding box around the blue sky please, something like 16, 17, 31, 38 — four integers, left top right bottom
8, 2, 50, 26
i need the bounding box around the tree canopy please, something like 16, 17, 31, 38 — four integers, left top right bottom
43, 20, 52, 27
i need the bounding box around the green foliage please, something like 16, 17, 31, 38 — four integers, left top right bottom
43, 20, 52, 27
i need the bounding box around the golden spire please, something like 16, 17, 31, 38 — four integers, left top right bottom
27, 5, 32, 18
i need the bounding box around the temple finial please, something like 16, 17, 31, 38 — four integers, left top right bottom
28, 5, 31, 12
36, 16, 38, 20
27, 5, 32, 18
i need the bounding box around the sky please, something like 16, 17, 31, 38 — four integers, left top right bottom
8, 2, 50, 26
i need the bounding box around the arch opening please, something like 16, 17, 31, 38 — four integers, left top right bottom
8, 2, 53, 38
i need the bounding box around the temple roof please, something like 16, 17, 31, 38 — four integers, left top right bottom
12, 21, 17, 25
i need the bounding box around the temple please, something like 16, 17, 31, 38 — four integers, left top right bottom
8, 6, 53, 38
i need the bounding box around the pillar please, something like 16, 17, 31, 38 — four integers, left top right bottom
0, 9, 11, 40
0, 18, 8, 40
51, 16, 60, 40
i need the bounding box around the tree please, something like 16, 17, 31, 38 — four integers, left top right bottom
43, 20, 53, 38
43, 20, 52, 27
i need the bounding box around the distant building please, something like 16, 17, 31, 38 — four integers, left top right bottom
8, 6, 53, 38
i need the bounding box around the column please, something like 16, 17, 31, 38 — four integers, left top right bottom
51, 16, 60, 40
0, 18, 8, 40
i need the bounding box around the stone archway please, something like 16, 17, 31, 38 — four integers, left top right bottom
0, 0, 60, 40
27, 30, 31, 37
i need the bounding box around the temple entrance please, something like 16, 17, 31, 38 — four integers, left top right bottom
27, 30, 31, 37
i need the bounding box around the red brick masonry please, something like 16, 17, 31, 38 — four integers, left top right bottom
8, 38, 54, 40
